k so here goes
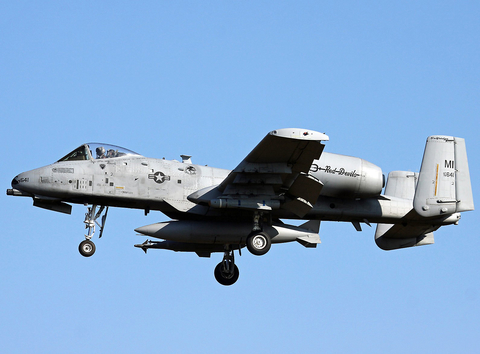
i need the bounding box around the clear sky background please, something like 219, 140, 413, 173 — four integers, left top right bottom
1, 2, 479, 353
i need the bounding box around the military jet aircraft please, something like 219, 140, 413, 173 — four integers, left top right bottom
7, 128, 474, 285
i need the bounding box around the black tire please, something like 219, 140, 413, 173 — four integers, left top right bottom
246, 232, 271, 256
214, 262, 239, 286
79, 240, 96, 257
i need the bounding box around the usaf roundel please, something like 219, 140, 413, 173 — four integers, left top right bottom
148, 171, 170, 184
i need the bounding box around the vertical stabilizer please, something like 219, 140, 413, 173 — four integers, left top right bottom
414, 136, 474, 217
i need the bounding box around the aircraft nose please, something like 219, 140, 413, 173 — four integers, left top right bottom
7, 175, 27, 196
11, 172, 29, 186
11, 176, 19, 187
12, 170, 34, 190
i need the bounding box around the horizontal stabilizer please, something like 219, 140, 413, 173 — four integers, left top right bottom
375, 222, 437, 251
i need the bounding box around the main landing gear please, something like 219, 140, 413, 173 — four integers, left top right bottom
213, 230, 272, 286
246, 211, 271, 256
79, 205, 108, 257
214, 247, 240, 286
213, 233, 271, 286
246, 231, 271, 256
213, 212, 273, 285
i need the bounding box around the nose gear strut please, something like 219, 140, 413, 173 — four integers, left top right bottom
79, 205, 108, 257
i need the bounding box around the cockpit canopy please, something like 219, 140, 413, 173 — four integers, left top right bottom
57, 143, 141, 162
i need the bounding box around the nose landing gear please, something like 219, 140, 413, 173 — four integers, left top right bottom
79, 239, 96, 257
80, 205, 108, 257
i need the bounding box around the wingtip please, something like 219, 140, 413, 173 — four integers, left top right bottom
270, 128, 329, 141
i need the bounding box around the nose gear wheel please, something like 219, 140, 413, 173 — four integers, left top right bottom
79, 240, 96, 257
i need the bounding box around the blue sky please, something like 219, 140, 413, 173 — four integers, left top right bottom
1, 1, 479, 353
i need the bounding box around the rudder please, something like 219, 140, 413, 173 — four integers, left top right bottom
454, 137, 474, 212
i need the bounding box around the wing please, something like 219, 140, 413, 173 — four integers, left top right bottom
193, 128, 329, 217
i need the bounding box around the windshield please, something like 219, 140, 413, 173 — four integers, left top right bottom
57, 143, 141, 162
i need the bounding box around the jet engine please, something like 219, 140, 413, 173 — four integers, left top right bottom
312, 152, 385, 198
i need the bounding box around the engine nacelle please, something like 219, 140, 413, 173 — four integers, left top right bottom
310, 152, 384, 198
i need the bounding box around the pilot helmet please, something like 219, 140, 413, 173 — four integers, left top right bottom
96, 146, 105, 158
